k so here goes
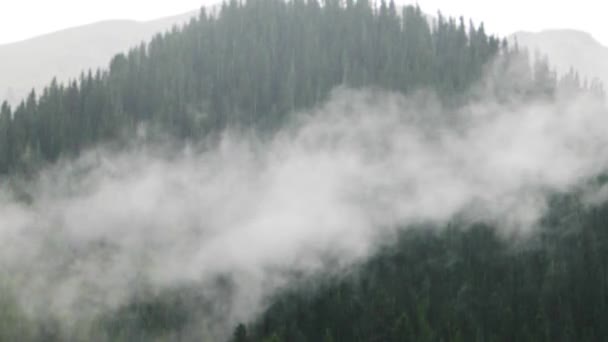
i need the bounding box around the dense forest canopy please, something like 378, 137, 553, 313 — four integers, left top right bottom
0, 1, 607, 342
0, 0, 601, 176
236, 192, 608, 342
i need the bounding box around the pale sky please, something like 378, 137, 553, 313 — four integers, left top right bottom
0, 0, 607, 46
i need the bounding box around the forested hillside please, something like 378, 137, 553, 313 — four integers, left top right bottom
0, 1, 607, 342
1, 0, 590, 176
237, 191, 608, 341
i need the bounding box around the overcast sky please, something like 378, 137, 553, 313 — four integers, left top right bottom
0, 0, 606, 46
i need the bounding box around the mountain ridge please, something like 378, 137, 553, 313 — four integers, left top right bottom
510, 29, 608, 86
0, 12, 194, 48
0, 10, 199, 106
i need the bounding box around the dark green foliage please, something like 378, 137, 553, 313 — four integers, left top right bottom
0, 1, 604, 341
237, 192, 608, 342
0, 0, 520, 175
234, 324, 249, 342
103, 293, 191, 340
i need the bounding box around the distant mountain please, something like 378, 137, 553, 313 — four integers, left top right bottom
511, 29, 608, 86
0, 11, 199, 106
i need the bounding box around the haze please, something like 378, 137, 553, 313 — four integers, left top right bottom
0, 1, 606, 339
1, 0, 607, 46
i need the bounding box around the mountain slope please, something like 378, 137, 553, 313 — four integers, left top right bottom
0, 11, 198, 105
511, 29, 608, 86
0, 2, 604, 341
0, 2, 506, 175
238, 192, 608, 342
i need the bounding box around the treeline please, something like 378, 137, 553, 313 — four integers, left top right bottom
0, 1, 606, 341
0, 0, 595, 175
234, 191, 608, 342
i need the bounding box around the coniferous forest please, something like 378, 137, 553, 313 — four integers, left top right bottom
236, 193, 608, 342
1, 1, 608, 341
4, 0, 601, 176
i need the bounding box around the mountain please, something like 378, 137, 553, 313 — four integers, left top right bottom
0, 2, 506, 175
511, 29, 608, 86
0, 1, 606, 341
0, 11, 198, 106
242, 196, 608, 342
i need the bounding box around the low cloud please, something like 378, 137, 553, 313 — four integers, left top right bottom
0, 85, 607, 339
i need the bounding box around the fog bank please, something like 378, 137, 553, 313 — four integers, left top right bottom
1, 87, 607, 338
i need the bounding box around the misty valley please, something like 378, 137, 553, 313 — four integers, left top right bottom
1, 0, 608, 341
